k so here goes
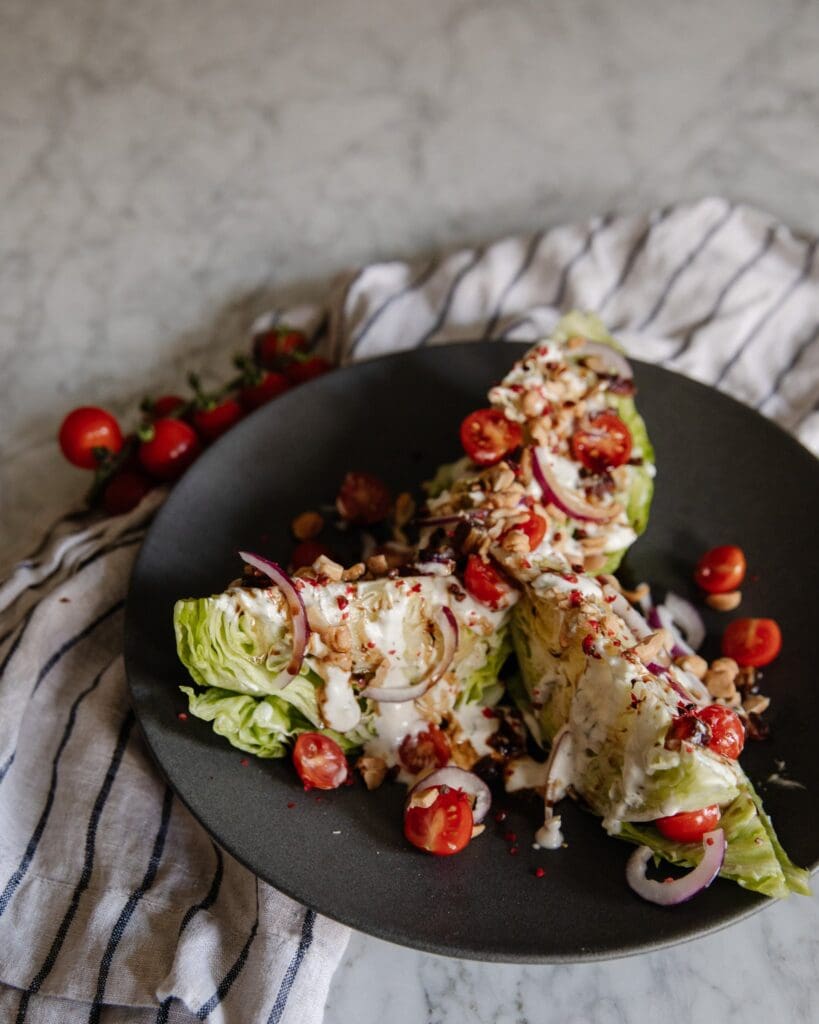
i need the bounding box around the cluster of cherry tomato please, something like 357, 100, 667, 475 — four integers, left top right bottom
57, 326, 332, 515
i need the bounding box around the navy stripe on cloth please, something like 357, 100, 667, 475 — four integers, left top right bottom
596, 205, 673, 312
481, 230, 546, 340
194, 879, 260, 1020
30, 598, 125, 697
266, 908, 316, 1024
178, 842, 225, 937
551, 214, 614, 310
0, 665, 110, 920
26, 532, 144, 598
0, 605, 36, 663
665, 224, 777, 363
758, 322, 819, 410
415, 249, 485, 348
0, 753, 15, 785
714, 238, 818, 387
15, 711, 135, 1024
349, 256, 440, 356
636, 203, 734, 331
88, 785, 174, 1024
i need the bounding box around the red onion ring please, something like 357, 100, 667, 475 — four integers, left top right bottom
654, 604, 694, 656
238, 550, 309, 682
626, 828, 726, 905
571, 339, 633, 381
532, 448, 620, 523
363, 605, 459, 703
407, 766, 491, 823
663, 592, 706, 652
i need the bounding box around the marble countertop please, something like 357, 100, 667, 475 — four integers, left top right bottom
1, 1, 816, 1020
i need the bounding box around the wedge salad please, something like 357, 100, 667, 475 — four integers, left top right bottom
174, 312, 810, 902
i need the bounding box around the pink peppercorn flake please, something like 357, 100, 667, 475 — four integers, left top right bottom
494, 810, 508, 823
240, 758, 249, 767
534, 867, 545, 878
337, 596, 349, 610
177, 712, 188, 721
509, 846, 520, 856
504, 831, 517, 843
287, 801, 296, 809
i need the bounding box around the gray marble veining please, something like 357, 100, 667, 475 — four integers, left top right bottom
1, 0, 817, 1020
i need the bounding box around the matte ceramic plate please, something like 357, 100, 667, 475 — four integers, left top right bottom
124, 343, 818, 962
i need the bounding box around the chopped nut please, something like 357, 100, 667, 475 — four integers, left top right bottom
341, 562, 366, 582
710, 657, 739, 680
328, 625, 352, 653
583, 552, 607, 572
705, 590, 742, 612
394, 492, 416, 528
356, 755, 387, 791
324, 650, 352, 671
621, 582, 650, 604
704, 669, 737, 701
522, 390, 546, 418
502, 529, 530, 554
736, 666, 757, 691
366, 554, 388, 575
580, 535, 606, 553
518, 447, 533, 485
677, 654, 708, 680
632, 629, 672, 664
313, 555, 344, 581
486, 464, 516, 493
407, 787, 439, 809
470, 823, 486, 839
291, 510, 324, 541
742, 693, 770, 715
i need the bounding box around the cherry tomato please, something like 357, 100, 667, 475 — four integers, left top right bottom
58, 407, 123, 470
292, 733, 348, 790
151, 394, 186, 418
459, 408, 523, 466
404, 786, 474, 856
464, 554, 511, 609
192, 398, 243, 442
570, 411, 632, 473
336, 471, 392, 525
254, 327, 308, 369
399, 725, 451, 775
698, 704, 746, 759
694, 545, 747, 594
290, 540, 334, 570
285, 356, 333, 385
721, 617, 782, 668
656, 805, 721, 844
240, 371, 289, 411
102, 471, 153, 515
138, 419, 201, 481
502, 511, 547, 552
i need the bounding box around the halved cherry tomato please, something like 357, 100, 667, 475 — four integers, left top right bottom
404, 786, 473, 856
254, 327, 308, 369
102, 471, 153, 515
290, 540, 334, 570
138, 419, 201, 481
240, 371, 290, 411
721, 617, 782, 668
192, 398, 243, 442
286, 356, 333, 385
656, 805, 721, 844
699, 704, 746, 759
292, 732, 348, 790
502, 511, 547, 552
151, 394, 186, 418
336, 471, 392, 525
570, 411, 632, 474
58, 407, 123, 469
464, 554, 510, 609
460, 409, 523, 466
399, 725, 451, 775
694, 545, 746, 594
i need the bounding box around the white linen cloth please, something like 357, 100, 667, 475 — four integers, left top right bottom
1, 197, 817, 1024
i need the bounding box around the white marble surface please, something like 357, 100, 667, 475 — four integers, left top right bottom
1, 0, 817, 1020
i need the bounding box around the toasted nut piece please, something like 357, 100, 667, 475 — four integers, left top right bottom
502, 529, 530, 554
356, 755, 387, 791
736, 666, 757, 691
291, 510, 324, 541
567, 334, 585, 351
705, 590, 742, 611
470, 823, 486, 839
518, 447, 533, 485
677, 654, 708, 680
324, 650, 352, 671
621, 582, 650, 604
366, 554, 388, 575
485, 464, 517, 493
632, 629, 672, 664
407, 786, 440, 809
328, 625, 352, 653
584, 553, 607, 572
742, 693, 770, 715
341, 562, 366, 582
394, 492, 416, 528
580, 535, 606, 553
522, 390, 546, 418
710, 657, 739, 680
313, 554, 344, 581
704, 669, 737, 700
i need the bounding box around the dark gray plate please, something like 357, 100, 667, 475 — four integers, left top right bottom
124, 342, 818, 962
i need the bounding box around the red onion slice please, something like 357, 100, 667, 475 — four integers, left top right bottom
570, 339, 634, 381
664, 592, 706, 651
238, 550, 309, 682
363, 605, 459, 703
654, 604, 694, 656
626, 828, 726, 905
532, 448, 620, 523
407, 766, 491, 823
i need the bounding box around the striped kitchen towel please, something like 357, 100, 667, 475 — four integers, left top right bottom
0, 197, 817, 1024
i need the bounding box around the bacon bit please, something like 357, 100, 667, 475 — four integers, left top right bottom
177, 712, 188, 721
287, 801, 296, 809
240, 758, 249, 767
534, 866, 545, 878
336, 595, 349, 610
569, 589, 582, 607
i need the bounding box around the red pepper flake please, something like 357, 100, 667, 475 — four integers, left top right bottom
337, 595, 349, 610
240, 758, 249, 767
346, 584, 355, 595
570, 564, 584, 574
395, 579, 405, 587
630, 693, 644, 709
582, 635, 596, 656
605, 594, 617, 603
706, 836, 714, 846
287, 801, 296, 809
521, 559, 532, 569
366, 641, 376, 649
410, 583, 422, 594
494, 809, 508, 823
482, 707, 497, 719
177, 712, 188, 721
612, 639, 621, 646
314, 795, 323, 803
563, 572, 578, 584
504, 831, 517, 843
509, 846, 520, 856
569, 589, 582, 607
534, 866, 546, 878
388, 649, 396, 656
509, 383, 524, 393
587, 618, 600, 630
553, 532, 562, 542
